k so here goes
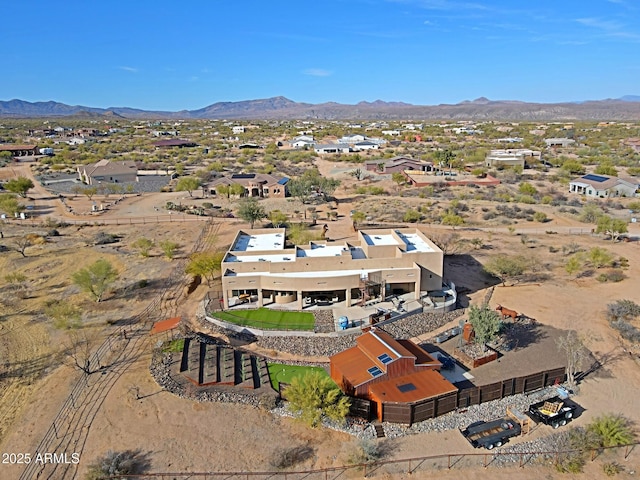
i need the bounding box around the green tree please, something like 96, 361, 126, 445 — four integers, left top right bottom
468, 304, 503, 349
628, 201, 640, 213
391, 172, 406, 186
587, 246, 614, 268
132, 237, 154, 257
579, 202, 603, 223
185, 250, 224, 285
518, 182, 537, 196
43, 299, 82, 329
4, 177, 34, 198
284, 371, 351, 428
595, 216, 628, 242
594, 163, 617, 176
269, 210, 288, 228
159, 240, 179, 260
561, 161, 585, 175
80, 186, 98, 201
565, 253, 586, 276
351, 211, 366, 230
175, 176, 201, 197
237, 197, 266, 228
71, 259, 119, 302
484, 254, 528, 286
0, 193, 23, 216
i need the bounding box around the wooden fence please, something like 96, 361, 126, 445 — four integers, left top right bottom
371, 366, 566, 424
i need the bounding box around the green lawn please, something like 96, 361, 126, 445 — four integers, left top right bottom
267, 363, 331, 391
213, 308, 315, 331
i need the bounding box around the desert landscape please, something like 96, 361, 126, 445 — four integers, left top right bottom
0, 116, 640, 480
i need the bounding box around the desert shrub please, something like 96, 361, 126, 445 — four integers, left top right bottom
596, 270, 626, 283
606, 299, 640, 322
482, 211, 497, 220
345, 439, 384, 466
541, 195, 553, 204
94, 232, 118, 245
403, 208, 421, 223
587, 414, 636, 448
588, 247, 614, 268
43, 299, 82, 329
562, 241, 582, 255
270, 445, 315, 470
86, 449, 150, 480
533, 211, 548, 222
603, 462, 623, 476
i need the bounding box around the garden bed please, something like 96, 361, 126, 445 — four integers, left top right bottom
453, 343, 499, 369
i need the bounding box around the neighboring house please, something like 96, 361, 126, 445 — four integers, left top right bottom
0, 144, 38, 156
382, 130, 401, 136
496, 137, 523, 143
152, 139, 198, 149
220, 227, 444, 310
77, 159, 138, 185
623, 138, 640, 153
232, 126, 246, 134
545, 138, 575, 148
484, 149, 541, 169
339, 134, 366, 144
365, 156, 434, 174
330, 327, 457, 423
314, 143, 350, 154
289, 135, 316, 149
569, 174, 639, 198
207, 173, 288, 198
353, 141, 379, 151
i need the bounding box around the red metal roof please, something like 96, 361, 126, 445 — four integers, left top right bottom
368, 370, 457, 404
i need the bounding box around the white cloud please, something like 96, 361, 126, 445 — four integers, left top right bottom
303, 69, 332, 77
118, 66, 138, 73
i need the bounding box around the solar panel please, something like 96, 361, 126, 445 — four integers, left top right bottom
582, 174, 609, 183
397, 383, 417, 393
378, 353, 393, 364
231, 173, 256, 179
368, 366, 383, 377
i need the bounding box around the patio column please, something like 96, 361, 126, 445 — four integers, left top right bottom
257, 290, 263, 307
345, 288, 351, 306
297, 290, 303, 309
414, 281, 420, 300
222, 289, 229, 311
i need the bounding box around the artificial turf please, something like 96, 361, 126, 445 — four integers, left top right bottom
213, 308, 315, 331
267, 363, 331, 391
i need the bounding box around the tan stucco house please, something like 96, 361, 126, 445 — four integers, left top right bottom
221, 228, 443, 309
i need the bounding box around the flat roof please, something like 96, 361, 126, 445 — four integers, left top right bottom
297, 244, 347, 257
362, 233, 397, 246
397, 232, 434, 253
226, 253, 295, 263
228, 268, 398, 279
232, 232, 285, 252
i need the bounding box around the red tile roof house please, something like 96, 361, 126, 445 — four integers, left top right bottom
330, 327, 457, 423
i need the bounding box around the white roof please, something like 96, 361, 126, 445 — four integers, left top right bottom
398, 232, 435, 252
297, 244, 347, 257
362, 233, 397, 246
232, 232, 285, 252
226, 253, 295, 263
228, 268, 416, 279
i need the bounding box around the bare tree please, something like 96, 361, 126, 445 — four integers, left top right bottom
430, 232, 464, 256
556, 331, 587, 392
64, 330, 98, 374
12, 235, 33, 258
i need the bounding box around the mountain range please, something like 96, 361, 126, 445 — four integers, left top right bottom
1, 96, 640, 121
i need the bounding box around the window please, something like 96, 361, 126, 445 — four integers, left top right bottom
397, 383, 417, 393
367, 366, 383, 377
378, 353, 393, 364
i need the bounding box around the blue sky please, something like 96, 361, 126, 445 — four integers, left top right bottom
1, 0, 639, 111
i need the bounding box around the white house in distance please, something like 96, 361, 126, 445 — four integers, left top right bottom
569, 174, 640, 198
314, 143, 351, 154
545, 138, 575, 148
289, 135, 315, 149
485, 149, 541, 169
